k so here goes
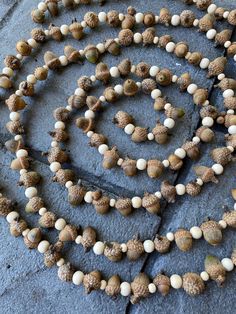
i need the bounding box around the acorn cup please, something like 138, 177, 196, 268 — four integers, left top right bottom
159, 8, 171, 25
59, 224, 78, 242
154, 235, 170, 253
86, 96, 102, 112
46, 147, 68, 163
44, 241, 63, 267
131, 127, 148, 143
49, 25, 62, 41
158, 35, 172, 48
4, 55, 21, 70
196, 126, 214, 143
104, 242, 123, 262
31, 28, 46, 43
142, 27, 156, 46
52, 169, 74, 185
231, 248, 236, 266
200, 220, 222, 246
182, 141, 200, 160
102, 147, 119, 169
69, 21, 83, 40
204, 255, 226, 286
142, 193, 160, 214
147, 159, 164, 179
46, 0, 58, 17
58, 263, 74, 282
25, 196, 44, 213
211, 147, 233, 166
83, 271, 102, 294
81, 227, 97, 251
105, 39, 120, 55
5, 139, 24, 153
0, 196, 14, 216
193, 89, 208, 106
126, 235, 144, 261
186, 181, 201, 196
105, 275, 121, 297
153, 273, 170, 296
215, 29, 232, 46
152, 122, 169, 144
131, 273, 150, 304
182, 273, 205, 296
68, 94, 86, 109
168, 154, 183, 171
89, 133, 107, 148
153, 97, 167, 111
39, 212, 56, 228
76, 117, 94, 133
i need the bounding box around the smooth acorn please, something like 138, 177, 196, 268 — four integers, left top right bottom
126, 235, 144, 261
147, 159, 164, 178
68, 184, 86, 206
154, 236, 170, 253
196, 126, 214, 142
105, 275, 121, 296
153, 97, 167, 110
64, 45, 81, 63
115, 198, 132, 216
0, 75, 12, 89
121, 158, 137, 176
24, 228, 42, 249
142, 193, 160, 214
84, 45, 99, 63
103, 87, 118, 102
81, 227, 97, 251
193, 89, 208, 106
104, 242, 123, 262
16, 40, 32, 56
174, 42, 189, 58
123, 79, 138, 96
187, 52, 203, 66
161, 181, 176, 203
95, 62, 110, 84
200, 220, 222, 245
86, 96, 102, 111
31, 9, 45, 23
175, 229, 193, 252
227, 42, 236, 56
46, 0, 58, 16
204, 255, 226, 286
131, 273, 150, 304
153, 273, 170, 296
152, 122, 169, 144
34, 66, 48, 80
168, 154, 183, 171
156, 69, 172, 86
143, 12, 156, 26
102, 147, 119, 169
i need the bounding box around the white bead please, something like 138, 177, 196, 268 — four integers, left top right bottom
200, 58, 210, 69
114, 84, 123, 95
117, 158, 124, 166
38, 240, 50, 253
172, 75, 178, 83
148, 133, 154, 140
135, 12, 144, 23
119, 13, 125, 21
120, 282, 131, 296
196, 178, 203, 186
20, 169, 27, 175
218, 73, 225, 80
93, 241, 105, 255
166, 232, 175, 241
84, 191, 93, 203
27, 38, 38, 49
206, 29, 217, 40
155, 191, 162, 199
228, 125, 236, 135
87, 131, 94, 138
190, 226, 202, 239
6, 211, 19, 223
171, 15, 180, 26
60, 24, 69, 35
200, 271, 209, 281
187, 83, 198, 94
212, 164, 224, 175
65, 181, 73, 189
50, 162, 61, 172
162, 160, 170, 168
131, 65, 136, 73
75, 235, 82, 244
25, 187, 37, 198
133, 33, 142, 44
55, 218, 66, 231
55, 121, 65, 129
75, 88, 86, 96
164, 103, 172, 110
16, 53, 23, 60
143, 240, 154, 253
98, 12, 106, 23
192, 136, 201, 144
234, 54, 236, 62
219, 220, 227, 229
166, 42, 176, 53
9, 111, 20, 122
109, 198, 116, 207
22, 229, 30, 237
72, 271, 84, 285
81, 21, 87, 28
121, 243, 127, 252
148, 283, 157, 294
223, 89, 234, 98
79, 50, 84, 56
227, 110, 234, 115
57, 258, 65, 267
15, 135, 22, 141
131, 196, 142, 208
151, 89, 162, 99
175, 184, 186, 196
96, 43, 105, 53
224, 41, 231, 48
124, 124, 135, 135
193, 19, 199, 27
153, 36, 159, 44
90, 75, 96, 82
100, 280, 107, 290
51, 141, 58, 148
234, 203, 236, 210
59, 56, 68, 66
155, 16, 159, 23
66, 105, 72, 112
174, 148, 186, 159
202, 117, 214, 127
227, 145, 234, 152
164, 118, 175, 129
84, 110, 95, 119
38, 2, 47, 11
3, 67, 14, 77
149, 66, 159, 77
221, 258, 234, 271
170, 275, 182, 289
99, 95, 106, 102
136, 159, 147, 170
98, 144, 109, 155
27, 74, 37, 84
15, 90, 23, 97
110, 66, 120, 78
16, 149, 28, 158
207, 4, 217, 14
223, 11, 229, 19
39, 207, 47, 216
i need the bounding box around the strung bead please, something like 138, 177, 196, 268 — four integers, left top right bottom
221, 258, 234, 271
187, 83, 198, 94
85, 110, 95, 119
171, 15, 180, 26
190, 226, 202, 239
174, 148, 186, 159
124, 124, 135, 135
175, 184, 186, 196
228, 125, 236, 135
166, 232, 174, 241
148, 283, 157, 293
10, 112, 20, 121
72, 271, 84, 285
50, 162, 61, 172
202, 117, 214, 127
143, 240, 155, 253
39, 207, 47, 216
60, 25, 69, 35
55, 218, 66, 231
164, 118, 175, 129
166, 42, 176, 53
223, 89, 234, 98
84, 191, 93, 203
120, 282, 131, 296
136, 159, 147, 170
25, 187, 37, 198
16, 149, 28, 158
93, 241, 105, 255
200, 271, 209, 281
206, 29, 216, 40
149, 66, 159, 77
57, 258, 65, 267
38, 240, 50, 253
151, 89, 162, 99
199, 58, 210, 69
218, 220, 227, 229
170, 274, 182, 289
131, 196, 142, 208
98, 144, 109, 154
6, 211, 19, 223
212, 164, 224, 175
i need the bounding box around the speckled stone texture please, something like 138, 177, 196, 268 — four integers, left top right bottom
0, 0, 236, 313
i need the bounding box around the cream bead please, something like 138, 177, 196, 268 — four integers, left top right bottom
223, 89, 234, 98
221, 258, 234, 271
192, 136, 201, 144
98, 12, 106, 23
72, 271, 84, 285
162, 159, 170, 168
206, 29, 216, 40
20, 169, 27, 175
155, 16, 159, 23
166, 232, 175, 241
135, 12, 144, 23
228, 125, 236, 135
155, 191, 162, 199
96, 43, 105, 53
16, 149, 28, 158
109, 198, 116, 207
59, 55, 68, 66
171, 15, 180, 26
38, 240, 50, 253
153, 36, 159, 44
131, 196, 142, 208
55, 218, 66, 231
15, 134, 22, 141
93, 241, 105, 255
117, 158, 124, 166
75, 87, 86, 96
200, 271, 209, 281
223, 11, 229, 19
54, 121, 65, 129
202, 117, 214, 127
57, 258, 65, 267
227, 146, 234, 152
121, 243, 127, 253
6, 211, 19, 223
84, 191, 93, 203
175, 184, 186, 196
164, 103, 172, 110
200, 58, 210, 69
187, 83, 198, 94
51, 141, 58, 148
90, 75, 96, 82
190, 226, 202, 239
27, 74, 37, 84
66, 105, 72, 112
119, 13, 124, 21
81, 21, 87, 28
15, 90, 23, 97
38, 2, 47, 11
65, 181, 73, 189
110, 66, 120, 78
166, 42, 176, 53
164, 118, 175, 129
124, 124, 135, 135
16, 53, 23, 60
3, 67, 14, 77
39, 207, 47, 216
212, 164, 224, 175
218, 73, 225, 80
134, 33, 142, 44
151, 89, 162, 99
120, 282, 131, 296
234, 54, 236, 62
148, 133, 154, 141
60, 24, 69, 35
25, 187, 37, 199
227, 110, 234, 115
234, 203, 236, 210
149, 66, 159, 77
136, 159, 147, 170
174, 148, 186, 159
196, 178, 203, 186
75, 235, 82, 244
87, 131, 94, 138
27, 39, 38, 49
114, 84, 123, 95
131, 65, 136, 73
219, 220, 227, 229
99, 95, 106, 102
224, 41, 231, 48
85, 110, 95, 119
172, 75, 178, 83
98, 144, 109, 154
148, 283, 157, 294
10, 112, 20, 122
100, 280, 107, 290
207, 4, 217, 14
193, 19, 199, 27
170, 274, 182, 289
143, 240, 154, 253
50, 162, 61, 172
22, 229, 30, 237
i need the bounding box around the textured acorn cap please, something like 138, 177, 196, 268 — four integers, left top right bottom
104, 242, 123, 262
161, 181, 176, 203
199, 13, 215, 32
5, 94, 26, 112
92, 194, 110, 214
126, 236, 144, 260
58, 263, 74, 282
159, 8, 171, 25
113, 110, 134, 129
231, 248, 236, 266
177, 72, 192, 91
118, 29, 133, 46
68, 184, 86, 206
186, 181, 201, 196
44, 242, 63, 267
135, 62, 150, 78
76, 116, 95, 133
153, 273, 170, 296
131, 273, 150, 304
25, 196, 44, 213
39, 211, 56, 228
194, 165, 218, 183
53, 169, 74, 185
118, 58, 131, 76
10, 218, 27, 237
103, 147, 119, 169
83, 271, 101, 294
208, 56, 227, 78
81, 226, 96, 251
142, 193, 160, 214
211, 147, 232, 166
204, 255, 226, 286
154, 235, 170, 253
180, 10, 195, 27
4, 55, 21, 70
31, 28, 46, 42
147, 159, 164, 179
59, 224, 77, 242
19, 81, 34, 97
19, 171, 41, 188
183, 273, 205, 296
142, 27, 155, 45
131, 127, 148, 143
115, 198, 132, 216
222, 211, 236, 228
215, 29, 232, 46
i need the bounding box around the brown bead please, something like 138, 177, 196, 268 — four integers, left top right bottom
122, 14, 135, 29
199, 14, 215, 32
34, 66, 48, 80
159, 8, 171, 25
0, 196, 13, 216
44, 51, 61, 70
58, 263, 74, 282
39, 211, 56, 228
158, 35, 172, 48
44, 242, 63, 267
126, 236, 144, 260
105, 275, 121, 296
84, 11, 99, 28
208, 56, 227, 78
186, 182, 201, 196
161, 181, 176, 203
142, 27, 155, 46
131, 127, 148, 143
83, 271, 101, 294
154, 236, 170, 253
211, 147, 232, 166
76, 117, 94, 133
16, 40, 32, 56
64, 45, 82, 63
193, 89, 208, 106
103, 147, 119, 169
49, 25, 62, 41
18, 171, 41, 188
142, 193, 160, 214
104, 242, 123, 262
118, 29, 133, 46
175, 229, 193, 251
187, 52, 203, 66
152, 122, 169, 144
131, 273, 150, 304
89, 133, 107, 147
104, 87, 118, 102
168, 154, 183, 171
135, 62, 150, 78
4, 55, 21, 70
10, 218, 27, 237
115, 198, 133, 216
68, 184, 86, 206
143, 12, 155, 26
123, 79, 139, 96
201, 220, 222, 245
153, 274, 170, 296
5, 94, 26, 112
69, 22, 83, 40
59, 224, 77, 242
62, 0, 74, 8
81, 226, 97, 251
180, 10, 195, 27
142, 78, 157, 94
156, 69, 172, 86
113, 111, 133, 129
182, 141, 200, 160
177, 72, 191, 91
194, 165, 218, 183
25, 196, 44, 213
53, 169, 74, 185
183, 273, 205, 296
121, 158, 137, 176
147, 159, 164, 178
24, 228, 42, 249
107, 10, 120, 27
174, 42, 189, 58
118, 58, 131, 76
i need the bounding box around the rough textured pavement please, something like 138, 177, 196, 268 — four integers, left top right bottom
0, 1, 236, 313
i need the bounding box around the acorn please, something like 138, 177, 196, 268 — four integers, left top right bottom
84, 45, 99, 63
222, 211, 236, 228
227, 42, 236, 56
59, 224, 77, 242
182, 273, 205, 296
199, 14, 215, 32
224, 97, 236, 110
58, 263, 74, 282
200, 105, 218, 119
211, 147, 232, 166
186, 182, 201, 196
122, 14, 135, 29
0, 75, 12, 89
16, 40, 32, 56
5, 94, 26, 112
127, 6, 136, 16
131, 127, 148, 143
215, 29, 232, 46
44, 241, 63, 267
177, 73, 192, 91
76, 117, 94, 133
158, 35, 172, 48
159, 8, 171, 25
103, 87, 118, 102
84, 11, 99, 28
182, 141, 200, 160
156, 69, 172, 86
31, 9, 45, 23
153, 97, 167, 111
123, 79, 139, 96
34, 66, 48, 80
154, 236, 170, 253
49, 25, 62, 41
4, 55, 21, 70
135, 62, 150, 78
180, 10, 195, 27
5, 139, 24, 153
168, 154, 183, 171
92, 192, 110, 214
95, 62, 110, 84
187, 52, 203, 66
69, 21, 83, 40
200, 220, 222, 245
226, 134, 236, 148
113, 111, 133, 129
231, 248, 236, 266
25, 196, 44, 213
103, 147, 119, 169
227, 9, 236, 25
105, 275, 121, 296
161, 181, 176, 203
152, 122, 169, 144
10, 218, 27, 237
64, 45, 82, 63
77, 76, 92, 91
131, 273, 150, 304
104, 242, 123, 262
142, 78, 157, 94
214, 7, 225, 20
83, 271, 101, 294
47, 147, 68, 164
215, 78, 236, 91
39, 211, 56, 228
196, 126, 214, 143
31, 28, 46, 42
194, 165, 218, 183
175, 229, 193, 252
153, 273, 170, 296
204, 255, 226, 286
107, 10, 120, 27
0, 196, 13, 216
142, 193, 160, 215
147, 159, 164, 179
143, 12, 156, 26
62, 0, 74, 8
53, 107, 70, 122
49, 129, 69, 142
52, 169, 74, 185
81, 226, 96, 251
165, 107, 185, 119
18, 171, 41, 188
44, 51, 61, 70
46, 0, 58, 16
208, 56, 227, 78
89, 133, 107, 147
118, 29, 133, 46
118, 58, 131, 76
68, 94, 86, 109
142, 27, 155, 46
174, 42, 189, 58
6, 121, 24, 135
24, 228, 42, 249
86, 96, 102, 111
231, 188, 236, 200
196, 0, 212, 10
115, 198, 133, 216
68, 184, 86, 206
193, 89, 208, 106
121, 158, 137, 176
11, 157, 29, 170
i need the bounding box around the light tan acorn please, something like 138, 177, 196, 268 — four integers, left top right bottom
89, 133, 107, 148
227, 9, 236, 25
131, 127, 148, 142
103, 147, 119, 169
10, 218, 27, 237
153, 97, 167, 111
152, 122, 169, 144
5, 139, 24, 153
182, 141, 200, 160
231, 248, 236, 266
68, 94, 86, 109
215, 78, 236, 91
226, 134, 236, 148
168, 154, 183, 171
92, 191, 110, 214
25, 196, 44, 213
53, 107, 70, 121
223, 211, 236, 228
142, 193, 160, 215
142, 27, 155, 46
104, 242, 123, 262
215, 29, 232, 46
83, 271, 102, 294
177, 72, 192, 91
69, 21, 83, 40
193, 89, 208, 106
211, 147, 232, 166
105, 275, 121, 296
147, 159, 164, 179
199, 14, 215, 32
187, 52, 203, 66
5, 94, 26, 112
131, 273, 150, 304
215, 7, 225, 20
115, 198, 132, 216
205, 255, 226, 286
64, 45, 82, 63
135, 62, 150, 78
58, 263, 74, 282
6, 121, 24, 134
16, 40, 32, 56
18, 171, 41, 188
81, 227, 97, 251
44, 51, 61, 70
49, 25, 63, 41
158, 35, 172, 48
53, 169, 74, 185
46, 147, 68, 164
154, 235, 170, 253
44, 241, 63, 267
153, 273, 170, 296
161, 181, 176, 203
200, 220, 222, 245
208, 56, 227, 78
123, 79, 139, 96
76, 117, 94, 133
224, 96, 236, 109
174, 42, 189, 58
121, 158, 137, 176
227, 42, 236, 56
113, 111, 134, 129
86, 96, 101, 112
118, 29, 133, 46
175, 229, 193, 251
142, 78, 157, 94
159, 8, 171, 25
143, 12, 156, 26
224, 114, 236, 127
122, 14, 135, 29
196, 0, 212, 10
68, 184, 86, 206
107, 10, 120, 27
194, 165, 218, 183
24, 228, 42, 249
103, 87, 118, 102
49, 129, 69, 142
186, 182, 201, 196
165, 107, 185, 119
31, 28, 46, 42
118, 58, 131, 76
39, 212, 56, 228
182, 273, 205, 296
180, 10, 195, 27
95, 62, 110, 84
196, 126, 214, 143
59, 224, 78, 242
126, 235, 144, 261
200, 105, 218, 119
0, 75, 12, 89
156, 68, 172, 86
84, 11, 99, 28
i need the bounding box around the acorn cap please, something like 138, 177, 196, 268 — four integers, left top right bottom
204, 255, 226, 286
10, 218, 27, 237
180, 10, 195, 27
53, 169, 74, 185
49, 129, 69, 142
142, 78, 157, 94
200, 220, 222, 245
142, 27, 155, 45
83, 271, 101, 294
31, 9, 45, 23
113, 111, 134, 129
84, 45, 99, 63
115, 198, 132, 216
95, 62, 110, 84
183, 273, 205, 296
199, 13, 215, 32
135, 62, 150, 78
5, 94, 26, 112
121, 158, 137, 176
123, 79, 139, 96
118, 29, 133, 46
59, 224, 77, 242
25, 196, 44, 213
68, 94, 86, 109
0, 197, 14, 217
81, 226, 97, 251
4, 55, 21, 70
102, 147, 119, 169
152, 122, 169, 144
168, 154, 183, 171
153, 97, 167, 111
177, 72, 192, 91
105, 39, 120, 55
58, 263, 74, 282
211, 147, 232, 166
222, 211, 236, 228
19, 171, 41, 188
159, 8, 171, 25
193, 89, 208, 106
131, 127, 148, 143
89, 133, 107, 147
196, 126, 214, 143
68, 184, 86, 206
44, 242, 63, 267
142, 193, 160, 214
131, 273, 150, 304
154, 235, 170, 253
39, 212, 56, 228
69, 22, 83, 40
92, 195, 110, 214
186, 181, 201, 196
208, 56, 227, 78
118, 58, 131, 76
231, 248, 236, 266
182, 141, 200, 160
31, 28, 46, 42
215, 29, 232, 46
187, 52, 202, 66
158, 35, 172, 48
161, 181, 176, 203
156, 69, 172, 86
104, 242, 123, 262
103, 87, 118, 102
147, 159, 164, 178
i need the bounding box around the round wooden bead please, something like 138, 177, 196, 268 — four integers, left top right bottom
228, 125, 236, 135
187, 84, 198, 94
166, 232, 175, 241
98, 144, 109, 154
174, 148, 186, 159
50, 162, 61, 172
223, 89, 234, 98
124, 124, 135, 135
84, 191, 93, 203
16, 149, 28, 158
171, 15, 180, 26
